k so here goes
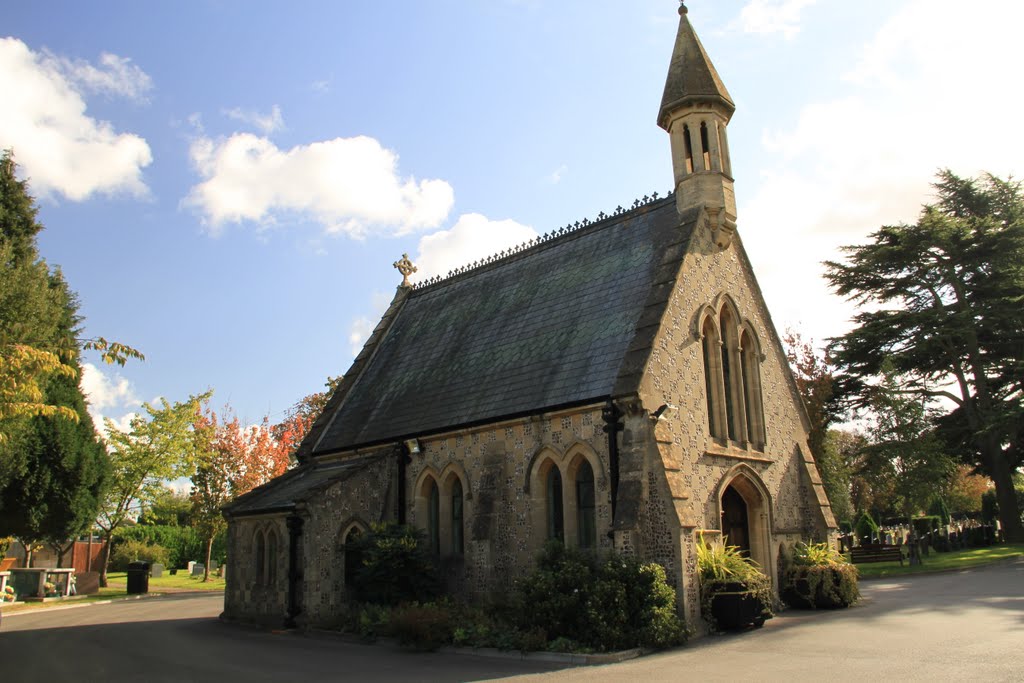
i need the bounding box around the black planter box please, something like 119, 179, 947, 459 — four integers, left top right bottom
709, 582, 771, 630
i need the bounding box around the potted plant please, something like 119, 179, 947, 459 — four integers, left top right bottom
696, 535, 773, 631
781, 541, 859, 609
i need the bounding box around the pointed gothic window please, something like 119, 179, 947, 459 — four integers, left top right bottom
683, 124, 695, 174
546, 465, 564, 542
265, 529, 278, 585
254, 530, 266, 585
741, 330, 766, 448
575, 460, 596, 549
451, 478, 464, 556
343, 527, 363, 588
702, 316, 724, 440
720, 307, 745, 442
427, 479, 440, 556
700, 122, 712, 171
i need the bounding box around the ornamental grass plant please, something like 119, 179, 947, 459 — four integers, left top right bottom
781, 541, 860, 609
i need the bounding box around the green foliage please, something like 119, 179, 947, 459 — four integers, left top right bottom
511, 542, 686, 651
826, 170, 1024, 541
390, 603, 453, 651
346, 522, 440, 606
854, 511, 880, 542
781, 541, 860, 609
981, 490, 999, 524
109, 538, 169, 571
927, 497, 952, 525
912, 515, 941, 537
137, 487, 192, 527
695, 535, 774, 629
114, 524, 225, 569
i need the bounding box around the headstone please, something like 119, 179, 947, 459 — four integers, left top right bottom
217, 564, 226, 578
191, 563, 205, 577
209, 560, 218, 572
187, 561, 196, 574
150, 563, 164, 578
75, 571, 100, 595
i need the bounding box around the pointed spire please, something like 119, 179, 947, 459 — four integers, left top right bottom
658, 2, 735, 131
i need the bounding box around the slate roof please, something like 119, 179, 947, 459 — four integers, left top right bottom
658, 7, 734, 129
308, 197, 702, 456
225, 454, 384, 517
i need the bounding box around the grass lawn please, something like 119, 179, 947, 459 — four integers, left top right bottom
854, 543, 1024, 579
105, 570, 226, 592
1, 569, 224, 616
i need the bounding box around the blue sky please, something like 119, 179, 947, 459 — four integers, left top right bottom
3, 0, 1022, 433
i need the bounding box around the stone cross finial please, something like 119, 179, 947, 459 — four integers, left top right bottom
393, 253, 417, 287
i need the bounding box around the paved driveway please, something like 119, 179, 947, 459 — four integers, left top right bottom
3, 559, 1022, 682
509, 558, 1024, 683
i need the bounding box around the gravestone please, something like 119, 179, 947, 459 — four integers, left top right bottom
209, 560, 218, 572
75, 571, 100, 595
187, 561, 196, 574
218, 563, 226, 578
150, 563, 164, 578
191, 563, 205, 577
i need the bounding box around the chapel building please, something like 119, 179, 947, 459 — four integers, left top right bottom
223, 3, 837, 631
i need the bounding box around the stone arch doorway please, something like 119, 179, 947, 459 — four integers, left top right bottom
721, 485, 750, 554
716, 466, 773, 580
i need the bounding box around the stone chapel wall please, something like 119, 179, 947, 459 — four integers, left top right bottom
634, 218, 834, 625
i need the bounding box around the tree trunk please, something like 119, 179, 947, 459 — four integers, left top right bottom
988, 450, 1024, 543
203, 535, 213, 582
99, 531, 114, 588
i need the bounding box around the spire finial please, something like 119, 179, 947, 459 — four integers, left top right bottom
678, 1, 688, 15
393, 253, 417, 287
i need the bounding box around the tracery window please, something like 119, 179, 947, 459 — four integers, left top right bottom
575, 460, 596, 549
451, 478, 464, 556
265, 529, 278, 585
427, 478, 440, 556
546, 465, 564, 542
701, 300, 766, 450
254, 530, 266, 584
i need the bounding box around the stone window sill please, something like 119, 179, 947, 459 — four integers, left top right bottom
703, 442, 772, 463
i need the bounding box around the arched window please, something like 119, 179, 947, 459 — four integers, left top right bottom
254, 530, 266, 585
546, 465, 564, 542
575, 460, 596, 549
702, 316, 724, 440
741, 330, 765, 448
700, 122, 712, 171
682, 124, 694, 174
719, 307, 745, 442
265, 529, 278, 585
426, 479, 440, 556
343, 527, 363, 588
451, 478, 464, 556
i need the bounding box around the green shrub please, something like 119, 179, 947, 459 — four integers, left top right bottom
781, 541, 859, 609
390, 603, 452, 651
113, 524, 225, 568
912, 516, 941, 537
109, 539, 169, 571
511, 543, 687, 652
347, 522, 440, 606
927, 498, 951, 526
854, 511, 880, 543
696, 535, 774, 629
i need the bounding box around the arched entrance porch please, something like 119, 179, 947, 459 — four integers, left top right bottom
716, 465, 774, 582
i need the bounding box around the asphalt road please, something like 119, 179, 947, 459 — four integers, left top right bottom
2, 559, 1022, 683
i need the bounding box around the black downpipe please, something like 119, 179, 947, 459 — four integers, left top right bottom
397, 443, 411, 524
284, 514, 304, 629
602, 401, 624, 523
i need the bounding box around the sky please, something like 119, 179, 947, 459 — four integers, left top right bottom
4, 0, 1023, 436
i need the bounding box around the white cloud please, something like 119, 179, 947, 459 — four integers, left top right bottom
413, 213, 538, 281
49, 50, 153, 102
740, 0, 1024, 345
348, 291, 393, 357
546, 164, 568, 185
311, 79, 330, 94
184, 133, 454, 237
0, 38, 152, 200
223, 104, 285, 135
80, 362, 141, 433
345, 214, 537, 355
734, 0, 817, 39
